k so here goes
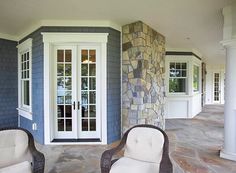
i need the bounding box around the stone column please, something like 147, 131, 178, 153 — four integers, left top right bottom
220, 3, 236, 161
122, 21, 166, 132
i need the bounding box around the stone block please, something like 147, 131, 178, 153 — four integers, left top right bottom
132, 38, 145, 47
123, 51, 129, 61
122, 25, 130, 34
134, 22, 143, 32
122, 65, 129, 73
128, 72, 134, 79
122, 83, 128, 93
131, 104, 138, 110
143, 23, 148, 34
146, 103, 152, 109
123, 60, 130, 65
135, 86, 143, 92
127, 90, 133, 99
128, 65, 133, 72
122, 42, 132, 51
129, 119, 138, 125
138, 118, 146, 124
131, 60, 138, 69
138, 105, 145, 111
133, 97, 143, 105
133, 69, 142, 78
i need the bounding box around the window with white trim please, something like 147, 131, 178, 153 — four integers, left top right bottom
169, 62, 187, 93
193, 65, 200, 92
17, 38, 32, 118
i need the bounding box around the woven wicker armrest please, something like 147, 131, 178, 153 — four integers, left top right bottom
26, 129, 45, 173
100, 131, 129, 173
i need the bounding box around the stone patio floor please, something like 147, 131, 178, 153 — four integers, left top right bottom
37, 105, 236, 173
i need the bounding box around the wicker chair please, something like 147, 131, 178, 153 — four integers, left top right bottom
101, 124, 172, 173
0, 127, 45, 173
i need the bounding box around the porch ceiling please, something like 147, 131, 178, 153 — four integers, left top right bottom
0, 0, 233, 64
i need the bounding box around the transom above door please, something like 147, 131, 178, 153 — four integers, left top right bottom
54, 45, 101, 140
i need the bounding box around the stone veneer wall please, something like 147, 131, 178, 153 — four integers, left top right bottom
122, 21, 165, 131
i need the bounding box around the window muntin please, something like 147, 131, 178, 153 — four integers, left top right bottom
169, 62, 187, 93
193, 65, 199, 92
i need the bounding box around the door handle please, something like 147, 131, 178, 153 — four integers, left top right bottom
78, 101, 80, 110
73, 101, 76, 110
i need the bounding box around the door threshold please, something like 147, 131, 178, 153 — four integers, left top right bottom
52, 138, 101, 143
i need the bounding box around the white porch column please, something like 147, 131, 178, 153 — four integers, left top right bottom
220, 3, 236, 161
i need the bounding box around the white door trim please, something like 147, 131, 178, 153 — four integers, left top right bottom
43, 32, 108, 144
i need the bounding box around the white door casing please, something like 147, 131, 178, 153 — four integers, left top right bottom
42, 33, 108, 144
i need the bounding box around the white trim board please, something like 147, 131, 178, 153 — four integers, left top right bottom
42, 32, 108, 145
0, 20, 121, 41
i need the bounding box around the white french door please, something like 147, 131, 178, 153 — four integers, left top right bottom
54, 45, 100, 139
213, 72, 221, 104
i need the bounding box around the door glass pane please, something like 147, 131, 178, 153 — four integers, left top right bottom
82, 119, 88, 131
57, 91, 65, 104
65, 50, 72, 62
58, 119, 64, 131
65, 91, 72, 104
81, 50, 88, 63
90, 119, 96, 131
82, 105, 88, 117
57, 64, 64, 76
65, 105, 72, 117
81, 78, 88, 90
89, 105, 96, 117
65, 77, 72, 90
89, 50, 96, 63
81, 64, 88, 76
57, 50, 64, 62
89, 64, 96, 76
66, 119, 72, 131
89, 78, 96, 90
89, 91, 96, 104
65, 64, 71, 76
57, 77, 64, 90
82, 91, 88, 105
57, 106, 64, 118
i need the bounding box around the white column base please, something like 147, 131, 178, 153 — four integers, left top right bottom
220, 149, 236, 161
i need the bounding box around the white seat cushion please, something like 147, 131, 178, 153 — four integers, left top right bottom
110, 157, 160, 173
0, 161, 32, 173
124, 127, 164, 163
0, 130, 32, 168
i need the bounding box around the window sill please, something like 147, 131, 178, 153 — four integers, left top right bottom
17, 108, 32, 120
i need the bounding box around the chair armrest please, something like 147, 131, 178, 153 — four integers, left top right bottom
31, 150, 45, 173
100, 133, 128, 173
27, 130, 45, 173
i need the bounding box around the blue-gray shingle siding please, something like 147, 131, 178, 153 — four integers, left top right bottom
20, 26, 121, 144
0, 39, 18, 128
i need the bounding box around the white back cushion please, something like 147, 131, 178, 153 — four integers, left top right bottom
0, 130, 31, 168
124, 127, 164, 163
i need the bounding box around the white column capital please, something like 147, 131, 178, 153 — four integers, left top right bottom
221, 39, 236, 49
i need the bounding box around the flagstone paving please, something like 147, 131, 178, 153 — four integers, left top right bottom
37, 105, 236, 173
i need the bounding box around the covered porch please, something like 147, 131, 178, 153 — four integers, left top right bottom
37, 105, 236, 173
